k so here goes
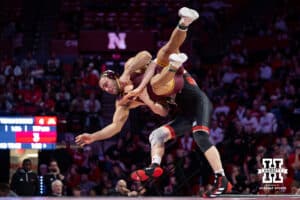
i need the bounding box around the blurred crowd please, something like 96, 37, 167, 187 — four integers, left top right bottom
0, 0, 300, 197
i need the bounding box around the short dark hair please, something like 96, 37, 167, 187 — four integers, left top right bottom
101, 70, 118, 79
22, 158, 31, 165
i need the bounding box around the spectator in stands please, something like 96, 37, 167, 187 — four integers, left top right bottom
209, 119, 224, 145
246, 173, 260, 194
108, 179, 142, 197
10, 158, 39, 196
46, 52, 61, 76
259, 62, 272, 80
274, 16, 288, 33
41, 92, 56, 114
70, 94, 85, 113
21, 52, 37, 72
79, 173, 96, 196
229, 50, 247, 65
213, 97, 230, 118
279, 137, 293, 155
65, 164, 81, 195
84, 92, 103, 129
55, 84, 71, 110
164, 176, 178, 195
288, 137, 300, 182
72, 185, 81, 196
258, 105, 277, 134
13, 64, 22, 78
230, 165, 246, 193
236, 104, 246, 121
51, 179, 64, 197
44, 159, 65, 195
39, 163, 48, 176
84, 62, 100, 88
241, 109, 260, 134
0, 183, 17, 197
4, 64, 13, 77
179, 130, 195, 152
221, 66, 240, 84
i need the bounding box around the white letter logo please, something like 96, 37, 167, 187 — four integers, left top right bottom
258, 158, 288, 183
108, 32, 126, 49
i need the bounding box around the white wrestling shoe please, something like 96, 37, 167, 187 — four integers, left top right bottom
169, 53, 188, 68
178, 7, 199, 26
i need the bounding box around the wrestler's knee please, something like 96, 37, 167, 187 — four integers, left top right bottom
149, 127, 171, 146
158, 46, 173, 57
193, 131, 213, 153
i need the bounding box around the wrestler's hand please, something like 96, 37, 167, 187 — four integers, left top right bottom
128, 100, 145, 109
123, 86, 143, 100
117, 95, 133, 106
75, 133, 94, 147
138, 88, 151, 104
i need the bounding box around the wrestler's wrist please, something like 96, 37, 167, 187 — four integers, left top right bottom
146, 99, 155, 107
151, 101, 159, 109
90, 134, 97, 143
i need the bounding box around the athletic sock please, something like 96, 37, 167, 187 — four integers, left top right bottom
151, 155, 162, 166
215, 169, 225, 176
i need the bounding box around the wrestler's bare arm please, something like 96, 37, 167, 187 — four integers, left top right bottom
75, 102, 130, 146
138, 88, 169, 117
119, 50, 152, 83
75, 100, 144, 146
122, 61, 157, 100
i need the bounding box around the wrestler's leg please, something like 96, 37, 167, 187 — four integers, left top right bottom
191, 87, 232, 197
156, 7, 199, 67
149, 126, 172, 165
204, 147, 224, 173
151, 7, 199, 96
131, 117, 192, 181
131, 126, 173, 181
151, 53, 187, 96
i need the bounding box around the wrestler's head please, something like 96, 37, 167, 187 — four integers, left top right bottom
99, 70, 121, 95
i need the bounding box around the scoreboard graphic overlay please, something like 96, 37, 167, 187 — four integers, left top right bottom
0, 116, 57, 149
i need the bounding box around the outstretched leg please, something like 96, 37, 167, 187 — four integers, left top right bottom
156, 7, 199, 67
151, 53, 187, 96
191, 89, 232, 198
150, 7, 199, 96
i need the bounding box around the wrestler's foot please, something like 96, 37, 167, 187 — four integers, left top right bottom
131, 163, 163, 181
202, 174, 232, 198
178, 7, 199, 27
169, 53, 188, 69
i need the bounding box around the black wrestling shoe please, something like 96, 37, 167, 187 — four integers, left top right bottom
131, 163, 163, 181
203, 174, 232, 198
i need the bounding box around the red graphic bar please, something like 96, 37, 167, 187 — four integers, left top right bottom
15, 132, 57, 143
34, 116, 57, 126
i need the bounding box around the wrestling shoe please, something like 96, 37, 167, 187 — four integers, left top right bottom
178, 7, 199, 26
203, 174, 232, 198
131, 163, 163, 182
169, 53, 188, 69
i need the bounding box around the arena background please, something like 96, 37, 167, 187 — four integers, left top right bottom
0, 0, 300, 198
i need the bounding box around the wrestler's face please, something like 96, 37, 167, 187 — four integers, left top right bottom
99, 76, 119, 95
